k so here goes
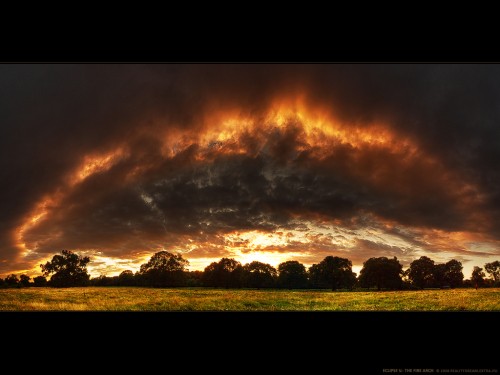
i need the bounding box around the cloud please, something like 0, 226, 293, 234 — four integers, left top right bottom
2, 65, 500, 275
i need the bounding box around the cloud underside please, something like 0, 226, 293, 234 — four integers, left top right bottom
18, 120, 498, 272
2, 65, 500, 275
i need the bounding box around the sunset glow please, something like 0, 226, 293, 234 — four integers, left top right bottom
2, 64, 500, 280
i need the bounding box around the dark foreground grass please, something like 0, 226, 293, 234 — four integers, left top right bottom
0, 287, 499, 311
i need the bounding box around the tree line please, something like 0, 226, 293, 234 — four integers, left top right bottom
1, 250, 499, 290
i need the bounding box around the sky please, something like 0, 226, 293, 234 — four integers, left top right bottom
1, 64, 500, 279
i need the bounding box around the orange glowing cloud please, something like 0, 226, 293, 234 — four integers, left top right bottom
159, 97, 416, 161
8, 96, 495, 279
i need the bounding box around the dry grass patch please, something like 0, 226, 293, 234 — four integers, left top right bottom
1, 287, 500, 311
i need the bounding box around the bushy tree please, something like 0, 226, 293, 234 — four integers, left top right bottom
138, 251, 189, 287
484, 261, 500, 284
40, 250, 90, 287
471, 266, 485, 288
277, 261, 308, 289
443, 259, 463, 288
19, 274, 31, 287
432, 263, 447, 288
203, 258, 243, 288
33, 276, 48, 287
91, 275, 114, 286
407, 256, 435, 289
425, 259, 464, 288
5, 274, 19, 287
186, 270, 203, 287
358, 257, 403, 290
117, 270, 135, 286
309, 256, 356, 290
242, 261, 277, 289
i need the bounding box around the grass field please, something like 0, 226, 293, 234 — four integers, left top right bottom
1, 287, 500, 311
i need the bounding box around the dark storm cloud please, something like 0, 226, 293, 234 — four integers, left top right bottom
20, 124, 485, 259
2, 64, 500, 273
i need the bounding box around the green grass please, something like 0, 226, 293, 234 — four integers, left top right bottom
0, 287, 499, 311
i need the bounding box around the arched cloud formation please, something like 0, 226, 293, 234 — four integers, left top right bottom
1, 64, 500, 277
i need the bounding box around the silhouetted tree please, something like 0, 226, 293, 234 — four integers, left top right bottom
471, 266, 485, 288
138, 251, 189, 287
407, 256, 435, 289
203, 262, 219, 286
309, 256, 356, 290
5, 274, 19, 287
0, 278, 4, 288
19, 274, 31, 287
118, 270, 135, 286
40, 250, 90, 287
203, 258, 243, 288
277, 261, 308, 289
443, 259, 464, 288
433, 263, 447, 288
242, 261, 277, 289
484, 261, 500, 284
91, 275, 114, 286
358, 257, 403, 290
186, 270, 203, 287
428, 259, 464, 288
33, 276, 48, 287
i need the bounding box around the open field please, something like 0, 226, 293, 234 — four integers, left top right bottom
1, 287, 500, 311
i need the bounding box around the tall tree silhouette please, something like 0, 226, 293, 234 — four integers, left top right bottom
203, 258, 243, 288
309, 256, 356, 290
138, 251, 189, 287
433, 263, 447, 288
471, 266, 485, 288
484, 261, 500, 284
407, 256, 435, 289
277, 261, 308, 289
40, 250, 90, 287
426, 259, 464, 288
33, 276, 47, 287
5, 274, 19, 287
443, 259, 463, 288
242, 261, 277, 289
118, 270, 135, 286
19, 274, 31, 287
91, 275, 114, 286
358, 257, 403, 290
186, 270, 203, 287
